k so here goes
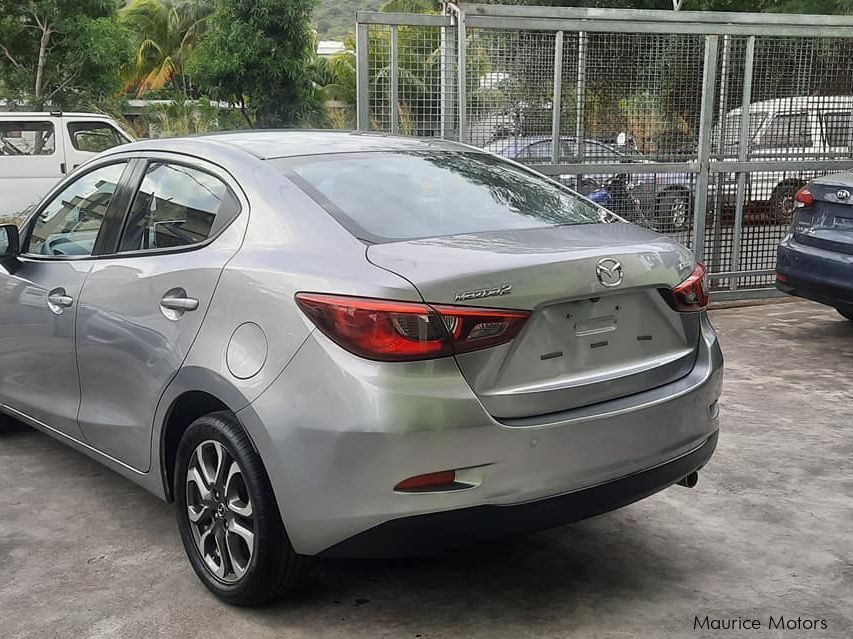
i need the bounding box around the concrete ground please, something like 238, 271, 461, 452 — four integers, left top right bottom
1, 298, 851, 639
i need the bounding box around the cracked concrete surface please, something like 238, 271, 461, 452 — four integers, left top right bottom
1, 298, 851, 638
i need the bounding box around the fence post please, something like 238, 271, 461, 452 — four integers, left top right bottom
456, 6, 467, 143
551, 31, 564, 164
575, 31, 588, 163
356, 23, 369, 131
440, 20, 457, 139
709, 34, 730, 282
692, 34, 719, 262
390, 25, 399, 134
730, 35, 756, 291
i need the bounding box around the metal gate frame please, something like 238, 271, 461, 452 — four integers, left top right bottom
356, 3, 853, 300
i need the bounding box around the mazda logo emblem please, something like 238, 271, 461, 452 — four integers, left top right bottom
596, 258, 623, 288
837, 189, 851, 201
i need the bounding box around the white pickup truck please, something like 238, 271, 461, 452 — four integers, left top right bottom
0, 112, 133, 220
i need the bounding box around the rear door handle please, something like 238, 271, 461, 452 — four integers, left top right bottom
48, 292, 73, 307
161, 296, 199, 312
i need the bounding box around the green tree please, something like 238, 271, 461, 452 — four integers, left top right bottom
188, 0, 321, 127
120, 0, 212, 96
0, 0, 129, 109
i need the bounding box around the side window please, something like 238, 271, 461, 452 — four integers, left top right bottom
757, 113, 812, 148
118, 162, 240, 253
583, 142, 620, 162
25, 162, 127, 257
67, 122, 129, 153
821, 111, 853, 147
0, 121, 55, 156
520, 141, 553, 164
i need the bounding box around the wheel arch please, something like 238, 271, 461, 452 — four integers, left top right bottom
656, 184, 693, 203
155, 368, 256, 502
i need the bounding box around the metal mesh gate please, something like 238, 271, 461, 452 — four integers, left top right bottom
357, 4, 853, 299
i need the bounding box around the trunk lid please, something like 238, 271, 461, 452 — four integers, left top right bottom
795, 175, 853, 255
367, 223, 700, 419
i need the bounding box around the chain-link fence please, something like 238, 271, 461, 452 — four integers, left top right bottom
357, 4, 853, 299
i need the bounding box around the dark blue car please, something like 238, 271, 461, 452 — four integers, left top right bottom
776, 173, 853, 320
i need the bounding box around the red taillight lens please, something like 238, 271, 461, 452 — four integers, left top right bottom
666, 263, 709, 312
295, 293, 530, 361
795, 187, 814, 207
430, 303, 529, 355
394, 470, 456, 491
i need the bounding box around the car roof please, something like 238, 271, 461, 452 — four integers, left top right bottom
0, 112, 118, 119
483, 135, 618, 155
727, 95, 853, 116
113, 130, 477, 161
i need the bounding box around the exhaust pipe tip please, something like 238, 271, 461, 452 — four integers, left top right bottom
677, 471, 699, 488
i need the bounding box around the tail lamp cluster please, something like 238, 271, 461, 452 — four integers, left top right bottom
664, 262, 709, 312
795, 187, 814, 207
295, 293, 529, 362
296, 264, 708, 362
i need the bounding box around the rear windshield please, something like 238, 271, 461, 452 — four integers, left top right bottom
276, 151, 609, 243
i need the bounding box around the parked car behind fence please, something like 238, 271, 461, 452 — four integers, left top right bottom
485, 135, 696, 232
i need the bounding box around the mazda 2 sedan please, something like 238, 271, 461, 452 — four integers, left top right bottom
0, 131, 722, 606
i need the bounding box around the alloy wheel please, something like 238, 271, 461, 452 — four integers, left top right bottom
669, 196, 689, 229
185, 440, 256, 584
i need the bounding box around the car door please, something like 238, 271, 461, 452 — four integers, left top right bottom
0, 117, 66, 218
0, 160, 133, 439
62, 117, 133, 173
75, 156, 246, 471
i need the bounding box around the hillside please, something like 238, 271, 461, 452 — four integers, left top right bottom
314, 0, 384, 39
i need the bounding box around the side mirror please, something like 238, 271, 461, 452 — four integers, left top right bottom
0, 223, 21, 262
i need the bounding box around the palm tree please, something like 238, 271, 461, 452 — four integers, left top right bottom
120, 0, 211, 96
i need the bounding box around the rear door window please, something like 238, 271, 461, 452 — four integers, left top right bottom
118, 162, 240, 253
0, 121, 55, 156
280, 151, 609, 243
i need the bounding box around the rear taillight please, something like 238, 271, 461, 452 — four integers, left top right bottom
295, 293, 529, 362
795, 187, 814, 207
665, 263, 709, 312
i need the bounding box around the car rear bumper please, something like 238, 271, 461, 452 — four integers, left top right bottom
238, 314, 723, 557
320, 430, 717, 558
776, 235, 853, 308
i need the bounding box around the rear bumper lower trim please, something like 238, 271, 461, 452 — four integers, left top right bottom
319, 430, 718, 558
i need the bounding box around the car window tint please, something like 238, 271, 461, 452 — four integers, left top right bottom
119, 162, 239, 253
0, 121, 55, 156
67, 122, 127, 153
25, 162, 127, 256
758, 113, 812, 148
821, 111, 853, 147
283, 151, 609, 243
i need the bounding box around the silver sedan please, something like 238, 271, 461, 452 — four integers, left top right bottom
0, 131, 722, 605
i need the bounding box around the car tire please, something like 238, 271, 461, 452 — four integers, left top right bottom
175, 411, 302, 606
657, 189, 691, 232
836, 307, 853, 322
770, 184, 800, 225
